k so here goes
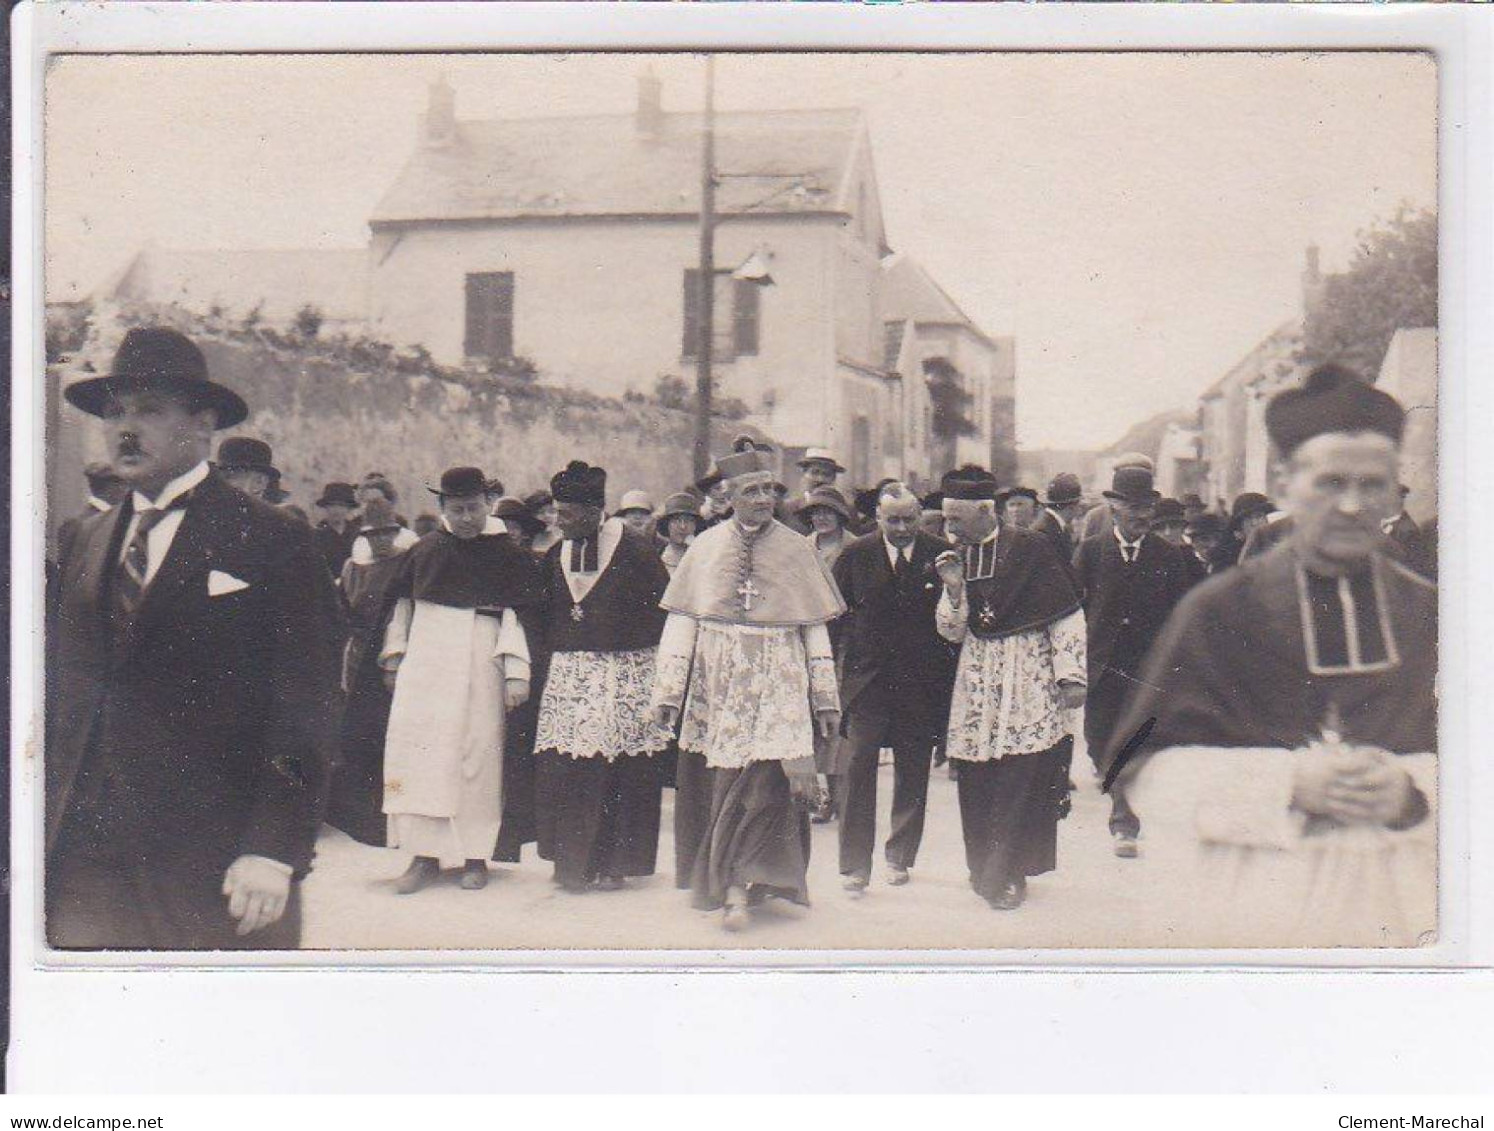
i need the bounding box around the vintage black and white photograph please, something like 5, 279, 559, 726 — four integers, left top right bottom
39, 49, 1439, 954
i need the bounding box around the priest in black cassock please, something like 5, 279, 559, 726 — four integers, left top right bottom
529, 461, 672, 893
1106, 365, 1436, 947
379, 468, 543, 894
935, 466, 1087, 911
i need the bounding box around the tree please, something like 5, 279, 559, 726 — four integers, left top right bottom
1300, 205, 1436, 377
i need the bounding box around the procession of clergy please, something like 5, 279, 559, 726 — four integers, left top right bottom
47, 324, 1437, 950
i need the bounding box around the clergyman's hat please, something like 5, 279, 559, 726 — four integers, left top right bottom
425, 467, 492, 500
550, 461, 608, 508
1265, 363, 1404, 457
939, 464, 998, 502
1103, 466, 1161, 505
64, 326, 249, 429
715, 437, 774, 482
317, 481, 359, 509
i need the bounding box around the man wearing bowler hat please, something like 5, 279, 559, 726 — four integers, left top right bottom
313, 481, 360, 578
1031, 472, 1084, 563
1072, 465, 1197, 857
48, 326, 344, 949
214, 436, 282, 503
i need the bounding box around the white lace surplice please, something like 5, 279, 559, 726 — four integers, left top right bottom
652, 615, 838, 769
1127, 747, 1437, 947
535, 648, 670, 760
937, 593, 1086, 762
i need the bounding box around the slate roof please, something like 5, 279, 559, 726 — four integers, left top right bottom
370, 108, 864, 225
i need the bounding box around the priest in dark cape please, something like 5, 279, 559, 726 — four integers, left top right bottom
650, 437, 846, 930
527, 461, 672, 893
1105, 365, 1436, 947
934, 465, 1087, 911
378, 467, 543, 894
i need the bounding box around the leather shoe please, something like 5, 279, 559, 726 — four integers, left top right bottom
886, 865, 910, 886
595, 876, 626, 892
987, 878, 1027, 911
459, 860, 489, 890
722, 885, 751, 932
842, 873, 869, 894
394, 856, 440, 895
1113, 833, 1140, 859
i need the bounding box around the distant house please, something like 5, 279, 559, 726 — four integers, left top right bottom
96, 75, 1011, 486
880, 253, 1012, 485
104, 247, 370, 335
1375, 327, 1436, 523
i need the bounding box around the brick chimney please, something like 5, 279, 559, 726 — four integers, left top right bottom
636, 69, 664, 138
421, 74, 456, 149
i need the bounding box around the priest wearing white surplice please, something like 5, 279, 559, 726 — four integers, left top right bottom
935, 465, 1088, 913
651, 438, 846, 931
1105, 366, 1436, 948
379, 467, 543, 895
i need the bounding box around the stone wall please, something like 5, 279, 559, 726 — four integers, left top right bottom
46, 303, 769, 543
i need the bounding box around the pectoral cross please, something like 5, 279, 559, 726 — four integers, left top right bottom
570, 605, 585, 623
737, 576, 761, 612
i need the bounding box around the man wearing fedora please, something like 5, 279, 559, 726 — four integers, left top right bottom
1072, 465, 1197, 857
49, 326, 344, 949
1031, 472, 1084, 564
313, 481, 360, 578
214, 436, 282, 503
786, 447, 846, 534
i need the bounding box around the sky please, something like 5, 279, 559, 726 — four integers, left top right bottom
44, 52, 1436, 450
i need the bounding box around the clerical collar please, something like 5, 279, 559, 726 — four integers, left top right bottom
131, 460, 209, 513
1380, 512, 1406, 534
963, 525, 1002, 581
1294, 557, 1400, 676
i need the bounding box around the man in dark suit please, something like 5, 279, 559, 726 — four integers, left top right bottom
49, 326, 344, 950
1072, 466, 1196, 858
1031, 472, 1083, 564
56, 462, 128, 566
831, 483, 958, 891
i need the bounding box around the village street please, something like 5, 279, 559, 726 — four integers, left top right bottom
300, 749, 1185, 955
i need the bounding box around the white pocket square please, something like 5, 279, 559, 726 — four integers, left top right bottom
208, 570, 250, 596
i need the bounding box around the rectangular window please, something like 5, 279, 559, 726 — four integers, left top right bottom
464, 271, 515, 362
684, 269, 760, 360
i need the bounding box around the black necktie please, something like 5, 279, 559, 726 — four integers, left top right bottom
893, 548, 909, 584
569, 536, 599, 573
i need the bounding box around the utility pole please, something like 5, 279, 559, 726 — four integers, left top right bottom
692, 54, 717, 482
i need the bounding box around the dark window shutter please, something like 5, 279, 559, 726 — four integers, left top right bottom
465, 272, 515, 361
682, 268, 701, 359
464, 275, 491, 358
733, 280, 760, 356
